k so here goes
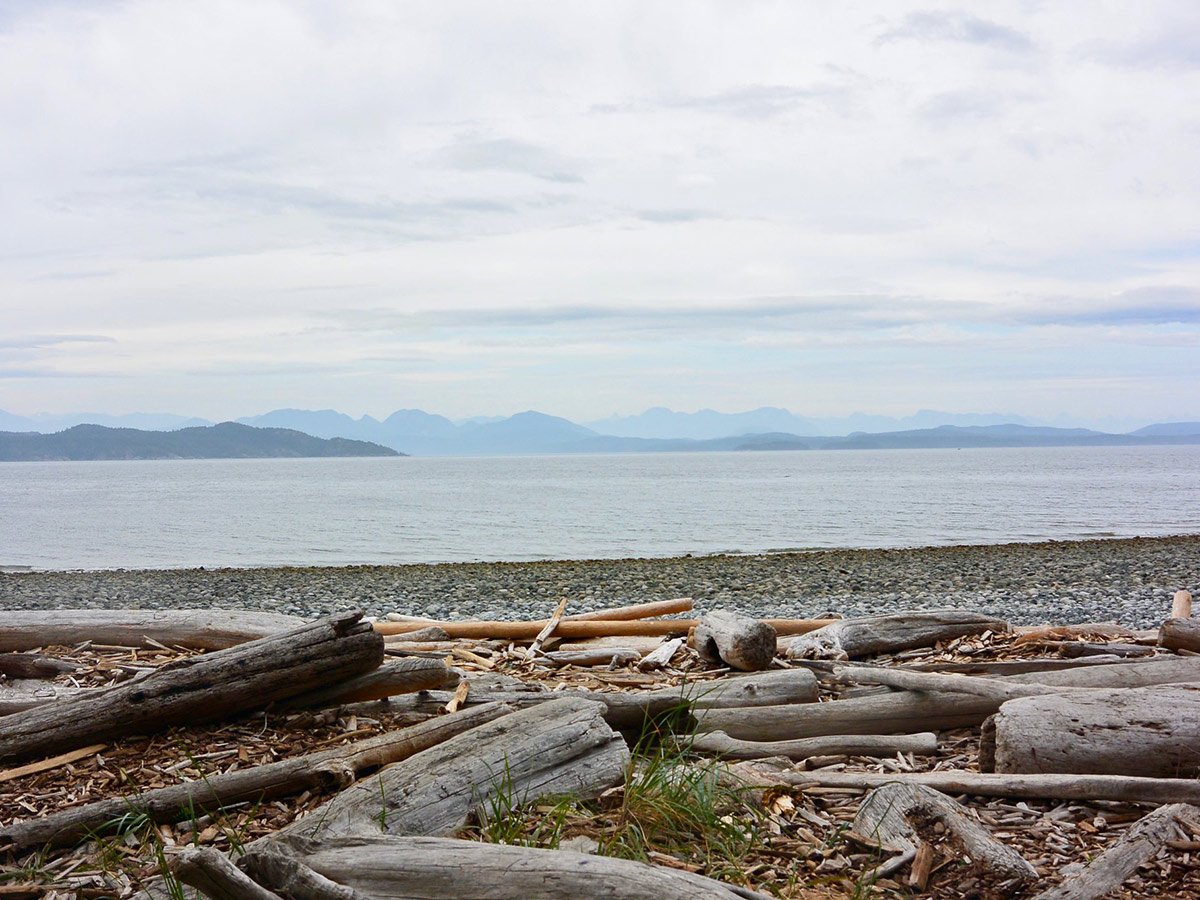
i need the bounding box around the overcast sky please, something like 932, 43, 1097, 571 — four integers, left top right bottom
2, 0, 1198, 426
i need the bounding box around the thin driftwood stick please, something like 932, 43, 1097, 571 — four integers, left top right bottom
0, 703, 513, 852
526, 597, 569, 659
690, 730, 937, 761
0, 609, 308, 652
0, 743, 106, 785
732, 765, 1200, 805
0, 611, 384, 766
1033, 803, 1200, 900
374, 617, 836, 640
565, 597, 694, 621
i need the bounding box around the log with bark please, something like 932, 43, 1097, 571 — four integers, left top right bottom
782, 609, 1007, 660
691, 610, 777, 671
853, 781, 1036, 884
690, 730, 937, 761
697, 655, 1200, 740
241, 835, 775, 900
732, 764, 1200, 806
0, 611, 384, 766
270, 696, 629, 843
1033, 803, 1200, 900
0, 703, 513, 853
981, 684, 1200, 777
0, 609, 307, 652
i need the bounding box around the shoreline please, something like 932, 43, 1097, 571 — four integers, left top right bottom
3, 534, 1197, 629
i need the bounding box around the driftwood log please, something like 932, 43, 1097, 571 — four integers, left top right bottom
0, 680, 89, 715
0, 703, 513, 853
854, 782, 1036, 884
0, 608, 307, 651
690, 730, 937, 761
279, 658, 457, 709
172, 847, 286, 900
242, 835, 774, 900
0, 653, 78, 680
692, 611, 777, 671
0, 611, 383, 766
541, 647, 643, 668
272, 697, 628, 843
981, 685, 1200, 777
1171, 590, 1194, 619
698, 656, 1200, 740
372, 669, 819, 731
783, 609, 1007, 660
1033, 803, 1200, 900
1160, 615, 1200, 652
734, 764, 1200, 805
374, 617, 836, 640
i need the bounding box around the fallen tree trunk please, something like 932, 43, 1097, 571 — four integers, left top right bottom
372, 669, 819, 731
782, 609, 1007, 660
697, 656, 1200, 740
374, 617, 836, 640
0, 609, 307, 651
0, 703, 512, 853
854, 781, 1036, 885
909, 655, 1131, 675
1160, 616, 1200, 653
732, 765, 1200, 805
982, 685, 1200, 777
1033, 803, 1199, 900
690, 730, 937, 760
279, 658, 457, 709
692, 611, 777, 671
172, 847, 286, 900
0, 611, 383, 766
270, 697, 629, 843
242, 835, 774, 900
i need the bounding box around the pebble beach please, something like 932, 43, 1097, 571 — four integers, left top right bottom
3, 534, 1197, 629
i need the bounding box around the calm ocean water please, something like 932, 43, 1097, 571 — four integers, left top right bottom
1, 446, 1197, 571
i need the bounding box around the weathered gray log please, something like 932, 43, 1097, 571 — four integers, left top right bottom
0, 653, 78, 680
374, 669, 819, 731
0, 680, 89, 715
855, 782, 1036, 884
279, 658, 457, 709
698, 655, 1200, 740
732, 764, 1200, 805
390, 625, 451, 642
243, 835, 774, 900
690, 730, 936, 760
0, 608, 307, 651
542, 647, 642, 668
172, 847, 285, 900
638, 637, 684, 670
983, 684, 1200, 777
0, 611, 383, 766
1056, 641, 1153, 658
909, 656, 1131, 675
1160, 616, 1200, 652
692, 611, 777, 671
1033, 803, 1199, 900
272, 697, 629, 843
783, 609, 1007, 660
0, 703, 512, 853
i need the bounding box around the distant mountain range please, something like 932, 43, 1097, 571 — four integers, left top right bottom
0, 423, 401, 462
2, 406, 1199, 458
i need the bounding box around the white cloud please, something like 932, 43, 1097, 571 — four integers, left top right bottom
0, 0, 1197, 424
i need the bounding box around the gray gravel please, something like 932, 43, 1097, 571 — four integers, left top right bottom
2, 535, 1197, 629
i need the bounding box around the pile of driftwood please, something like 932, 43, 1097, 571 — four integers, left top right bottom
0, 590, 1198, 898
